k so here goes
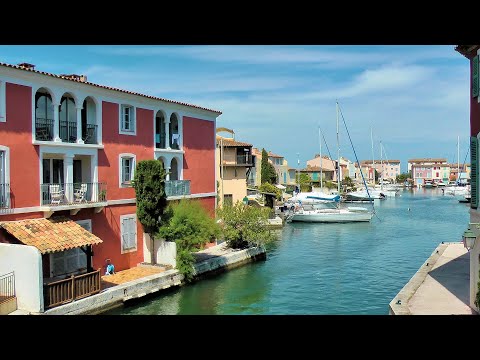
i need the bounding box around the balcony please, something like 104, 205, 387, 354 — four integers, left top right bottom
59, 120, 77, 143
35, 118, 54, 141
43, 269, 101, 309
82, 124, 98, 144
165, 180, 190, 197
222, 154, 253, 167
40, 182, 107, 216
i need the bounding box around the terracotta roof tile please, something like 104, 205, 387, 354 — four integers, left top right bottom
408, 158, 448, 163
267, 151, 283, 158
216, 136, 252, 147
0, 216, 102, 254
0, 62, 222, 115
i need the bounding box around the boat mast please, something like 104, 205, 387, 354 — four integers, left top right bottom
319, 126, 323, 191
336, 101, 341, 194
380, 140, 383, 190
371, 127, 375, 185
457, 135, 460, 184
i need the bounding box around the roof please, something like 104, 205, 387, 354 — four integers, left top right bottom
0, 62, 222, 115
216, 136, 252, 147
361, 160, 401, 164
300, 166, 334, 172
408, 158, 448, 163
455, 45, 480, 57
267, 151, 283, 158
0, 216, 103, 254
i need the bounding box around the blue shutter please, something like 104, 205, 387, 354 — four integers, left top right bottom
471, 136, 478, 209
473, 55, 479, 98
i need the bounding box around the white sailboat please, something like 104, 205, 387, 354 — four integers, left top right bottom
443, 136, 469, 197
287, 101, 374, 223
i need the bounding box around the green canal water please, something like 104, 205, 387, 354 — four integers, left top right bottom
106, 188, 470, 315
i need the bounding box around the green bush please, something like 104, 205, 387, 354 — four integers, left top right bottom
157, 199, 219, 282
259, 182, 282, 200
217, 202, 276, 249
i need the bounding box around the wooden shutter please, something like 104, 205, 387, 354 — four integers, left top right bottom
471, 136, 479, 209
473, 55, 479, 98
121, 218, 129, 251
129, 218, 137, 250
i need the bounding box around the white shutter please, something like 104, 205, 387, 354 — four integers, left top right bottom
121, 218, 129, 251
128, 217, 137, 250
130, 107, 135, 132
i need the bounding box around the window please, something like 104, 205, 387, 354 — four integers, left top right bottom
121, 214, 137, 253
50, 248, 87, 277
0, 80, 5, 122
223, 194, 233, 206
436, 172, 439, 177
0, 146, 10, 208
120, 104, 135, 134
119, 153, 136, 187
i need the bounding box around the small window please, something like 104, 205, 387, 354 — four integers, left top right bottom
119, 153, 136, 187
223, 194, 233, 206
0, 80, 5, 122
120, 105, 135, 134
121, 215, 137, 253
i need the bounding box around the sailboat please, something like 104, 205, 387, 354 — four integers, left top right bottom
286, 102, 373, 223
443, 136, 469, 197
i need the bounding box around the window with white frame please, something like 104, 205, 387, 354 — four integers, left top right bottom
121, 214, 137, 253
0, 80, 5, 122
120, 104, 135, 134
119, 154, 136, 187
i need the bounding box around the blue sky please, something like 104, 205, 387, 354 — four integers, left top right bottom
0, 45, 470, 172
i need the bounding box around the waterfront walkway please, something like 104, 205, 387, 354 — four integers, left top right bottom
390, 242, 476, 315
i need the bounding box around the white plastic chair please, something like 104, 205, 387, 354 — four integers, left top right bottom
74, 183, 88, 203
49, 184, 64, 205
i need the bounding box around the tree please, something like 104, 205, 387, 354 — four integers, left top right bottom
261, 148, 277, 184
299, 173, 312, 192
132, 160, 168, 265
217, 202, 276, 249
158, 199, 220, 282
396, 172, 410, 183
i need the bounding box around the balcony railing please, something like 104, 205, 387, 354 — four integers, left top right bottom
82, 124, 98, 144
165, 180, 190, 197
0, 183, 10, 210
35, 118, 54, 141
59, 120, 77, 143
0, 272, 15, 305
41, 182, 107, 206
44, 269, 101, 309
236, 154, 253, 165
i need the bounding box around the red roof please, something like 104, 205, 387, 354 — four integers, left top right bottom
0, 62, 222, 115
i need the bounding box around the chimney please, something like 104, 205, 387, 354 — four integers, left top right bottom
79, 75, 87, 82
18, 63, 35, 70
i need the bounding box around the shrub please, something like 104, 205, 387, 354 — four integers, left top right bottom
157, 199, 220, 282
217, 202, 276, 249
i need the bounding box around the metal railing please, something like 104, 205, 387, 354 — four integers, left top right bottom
0, 183, 10, 210
59, 120, 77, 143
0, 272, 15, 304
35, 117, 54, 141
41, 182, 107, 206
236, 154, 253, 165
165, 180, 191, 197
82, 124, 98, 144
44, 269, 101, 309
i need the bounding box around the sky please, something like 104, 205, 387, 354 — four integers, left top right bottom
0, 45, 470, 173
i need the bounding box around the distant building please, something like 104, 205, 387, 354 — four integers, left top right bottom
216, 131, 253, 206
407, 158, 448, 186
361, 159, 401, 182
306, 155, 341, 182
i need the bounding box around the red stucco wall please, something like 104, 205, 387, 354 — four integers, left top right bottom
183, 117, 215, 194
1, 83, 39, 208
99, 102, 153, 201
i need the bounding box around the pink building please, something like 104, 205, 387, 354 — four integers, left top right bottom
0, 62, 221, 308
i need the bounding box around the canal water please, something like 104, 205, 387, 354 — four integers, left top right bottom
106, 188, 470, 315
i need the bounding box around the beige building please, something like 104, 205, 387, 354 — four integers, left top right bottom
268, 151, 290, 186
216, 133, 253, 207
306, 155, 343, 182
247, 148, 295, 187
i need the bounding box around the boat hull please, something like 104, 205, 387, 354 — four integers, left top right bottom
290, 210, 373, 223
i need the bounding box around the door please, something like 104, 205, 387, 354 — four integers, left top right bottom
50, 220, 91, 278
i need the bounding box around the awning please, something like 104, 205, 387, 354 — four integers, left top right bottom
0, 216, 103, 254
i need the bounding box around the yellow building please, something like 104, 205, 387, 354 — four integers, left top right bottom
216, 131, 253, 207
